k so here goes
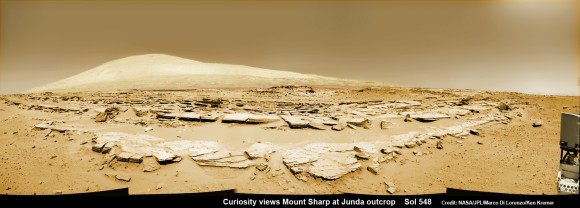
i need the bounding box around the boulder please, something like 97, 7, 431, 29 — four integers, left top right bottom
532, 121, 543, 127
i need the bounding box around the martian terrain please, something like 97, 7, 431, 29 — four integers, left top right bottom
0, 54, 578, 195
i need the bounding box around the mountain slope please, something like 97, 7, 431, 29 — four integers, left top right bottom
26, 54, 388, 93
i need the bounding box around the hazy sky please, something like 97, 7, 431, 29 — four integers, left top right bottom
1, 0, 578, 95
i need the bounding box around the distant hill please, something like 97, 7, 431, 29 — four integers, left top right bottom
26, 54, 389, 93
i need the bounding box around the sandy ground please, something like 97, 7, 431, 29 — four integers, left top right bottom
0, 86, 577, 195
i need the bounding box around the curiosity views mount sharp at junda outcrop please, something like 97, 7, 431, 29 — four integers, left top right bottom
26, 54, 387, 93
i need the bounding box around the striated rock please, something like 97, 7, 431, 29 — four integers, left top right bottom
280, 115, 309, 129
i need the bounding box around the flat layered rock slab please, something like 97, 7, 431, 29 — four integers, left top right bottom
222, 113, 253, 123
308, 152, 361, 180
282, 143, 371, 180
177, 113, 201, 121
161, 140, 221, 156
245, 142, 277, 159
192, 151, 253, 168
410, 113, 450, 122
280, 115, 309, 129
463, 105, 492, 113
308, 121, 329, 130
282, 149, 321, 167
200, 114, 221, 122
246, 114, 280, 124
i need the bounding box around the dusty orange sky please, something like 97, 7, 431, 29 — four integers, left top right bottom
0, 0, 578, 95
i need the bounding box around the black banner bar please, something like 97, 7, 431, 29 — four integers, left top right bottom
1, 188, 578, 208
